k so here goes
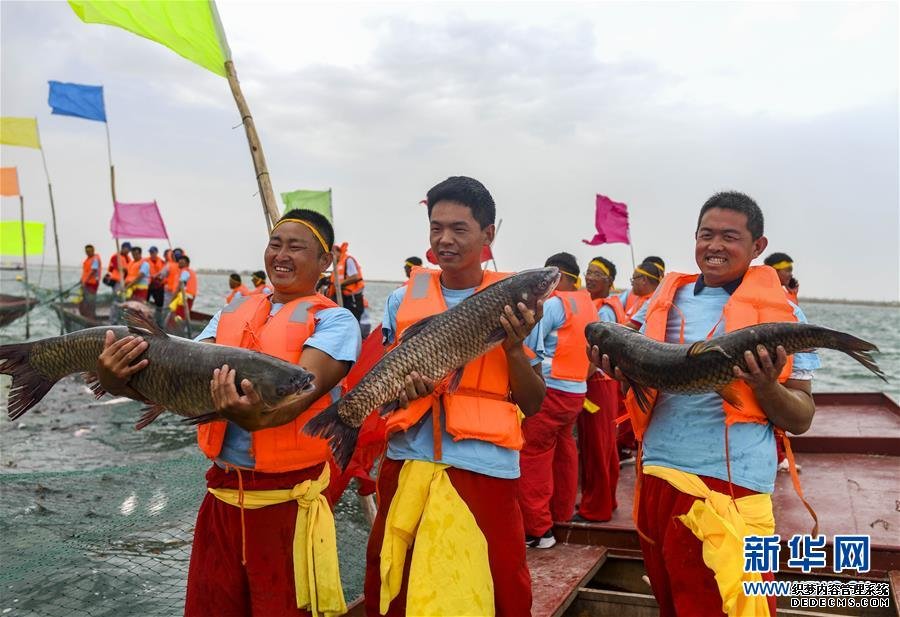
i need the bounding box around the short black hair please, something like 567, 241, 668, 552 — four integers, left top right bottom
131, 246, 142, 253
764, 252, 793, 266
121, 242, 132, 250
426, 176, 496, 229
179, 255, 190, 265
636, 259, 664, 281
229, 273, 241, 283
697, 191, 764, 240
252, 270, 266, 281
591, 256, 617, 281
278, 208, 334, 254
85, 244, 94, 250
545, 252, 579, 276
406, 256, 423, 266
643, 255, 665, 271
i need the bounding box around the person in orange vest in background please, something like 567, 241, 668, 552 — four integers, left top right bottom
403, 256, 423, 280
79, 244, 102, 319
159, 248, 181, 313
364, 176, 546, 616
170, 254, 198, 319
619, 259, 663, 322
575, 256, 626, 523
94, 208, 361, 616
765, 252, 800, 305
145, 246, 166, 316
594, 191, 820, 617
248, 270, 272, 296
224, 273, 250, 304
124, 246, 150, 303
517, 252, 597, 548
325, 242, 366, 321
105, 241, 132, 296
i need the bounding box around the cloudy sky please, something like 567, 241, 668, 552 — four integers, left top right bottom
1, 1, 897, 301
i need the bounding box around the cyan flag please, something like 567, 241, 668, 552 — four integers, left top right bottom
48, 81, 107, 122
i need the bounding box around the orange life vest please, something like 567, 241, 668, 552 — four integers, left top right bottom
248, 283, 272, 296
146, 256, 165, 281
385, 267, 524, 451
329, 244, 365, 296
549, 289, 598, 382
623, 266, 796, 442
180, 268, 198, 298
624, 291, 651, 320
225, 285, 251, 304
196, 293, 338, 472
125, 258, 149, 288
81, 254, 101, 286
107, 253, 132, 283
165, 258, 181, 293
593, 294, 627, 324
785, 287, 799, 305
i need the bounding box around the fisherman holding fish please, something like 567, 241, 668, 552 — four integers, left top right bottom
95, 209, 361, 616
594, 191, 822, 617
517, 252, 597, 548
361, 176, 548, 616
576, 255, 626, 523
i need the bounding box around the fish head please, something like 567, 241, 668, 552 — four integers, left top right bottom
584, 321, 619, 352
253, 366, 316, 407
508, 267, 561, 311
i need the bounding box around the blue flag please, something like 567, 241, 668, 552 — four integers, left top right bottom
48, 81, 107, 122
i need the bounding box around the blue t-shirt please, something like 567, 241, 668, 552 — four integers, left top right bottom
633, 282, 819, 494
195, 301, 361, 468
536, 296, 587, 394
597, 303, 617, 323
381, 283, 544, 479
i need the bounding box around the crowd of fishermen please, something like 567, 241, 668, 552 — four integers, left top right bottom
91, 175, 813, 617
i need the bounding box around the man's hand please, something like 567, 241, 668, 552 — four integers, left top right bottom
97, 331, 148, 395
397, 371, 436, 409
210, 364, 266, 426
500, 300, 542, 354
733, 345, 787, 391
590, 346, 627, 382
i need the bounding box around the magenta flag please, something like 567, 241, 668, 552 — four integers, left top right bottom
110, 200, 169, 239
583, 194, 630, 245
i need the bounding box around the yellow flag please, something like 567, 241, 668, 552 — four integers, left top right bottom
0, 118, 41, 149
0, 222, 45, 256
69, 0, 231, 77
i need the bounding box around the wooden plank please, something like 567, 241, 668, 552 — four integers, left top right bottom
890, 571, 900, 617
528, 543, 607, 617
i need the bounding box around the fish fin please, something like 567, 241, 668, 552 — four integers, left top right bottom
448, 367, 464, 393
122, 306, 169, 338
378, 399, 401, 416
820, 329, 887, 382
398, 315, 436, 343
625, 375, 652, 414
687, 341, 731, 359
135, 404, 167, 430
0, 341, 57, 421
484, 326, 507, 345
82, 372, 107, 399
302, 400, 359, 470
181, 412, 221, 426
715, 382, 744, 410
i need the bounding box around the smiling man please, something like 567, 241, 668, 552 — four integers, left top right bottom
596, 191, 820, 617
96, 208, 361, 616
364, 176, 547, 616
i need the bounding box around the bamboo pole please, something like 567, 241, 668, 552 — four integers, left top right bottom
18, 195, 30, 338
33, 124, 64, 332
224, 60, 278, 232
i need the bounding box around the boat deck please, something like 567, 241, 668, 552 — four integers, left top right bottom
529, 544, 607, 617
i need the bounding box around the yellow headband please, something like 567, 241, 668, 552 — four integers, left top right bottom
560, 269, 582, 289
270, 218, 329, 254
770, 260, 793, 271
634, 267, 661, 281
589, 259, 611, 277
404, 261, 417, 268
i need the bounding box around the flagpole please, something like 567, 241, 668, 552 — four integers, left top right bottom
627, 229, 636, 272
18, 194, 31, 339
104, 105, 126, 300
33, 124, 64, 333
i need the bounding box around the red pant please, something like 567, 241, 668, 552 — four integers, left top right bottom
577, 376, 619, 521
518, 387, 583, 536
130, 288, 149, 302
638, 473, 777, 617
185, 463, 329, 617
364, 457, 532, 616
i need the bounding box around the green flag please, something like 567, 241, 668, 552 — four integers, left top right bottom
281, 189, 333, 223
0, 221, 45, 256
69, 0, 231, 77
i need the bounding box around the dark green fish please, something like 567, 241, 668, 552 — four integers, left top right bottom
1, 309, 315, 428
305, 267, 561, 468
585, 321, 886, 411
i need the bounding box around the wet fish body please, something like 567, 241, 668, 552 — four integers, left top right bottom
1, 310, 315, 427
304, 267, 561, 468
585, 321, 885, 408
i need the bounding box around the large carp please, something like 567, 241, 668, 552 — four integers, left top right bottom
1, 309, 315, 428
304, 267, 561, 468
585, 321, 886, 410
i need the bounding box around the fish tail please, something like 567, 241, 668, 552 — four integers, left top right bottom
819, 328, 887, 382
303, 400, 359, 470
0, 342, 58, 420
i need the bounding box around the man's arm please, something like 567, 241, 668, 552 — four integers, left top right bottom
501, 302, 545, 417
734, 345, 815, 435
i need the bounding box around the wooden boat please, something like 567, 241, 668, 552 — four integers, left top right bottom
553, 391, 900, 616
0, 293, 39, 328
50, 300, 213, 338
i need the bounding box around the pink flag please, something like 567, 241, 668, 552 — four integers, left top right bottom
110, 200, 169, 239
583, 194, 630, 245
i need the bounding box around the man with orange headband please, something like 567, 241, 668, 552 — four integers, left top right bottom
95, 208, 361, 616
765, 252, 799, 304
